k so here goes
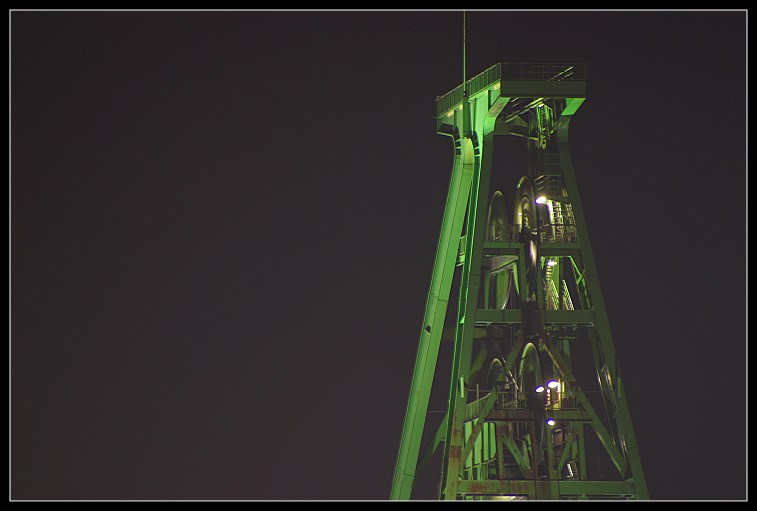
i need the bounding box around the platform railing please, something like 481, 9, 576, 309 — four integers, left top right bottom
539, 223, 579, 243
500, 62, 586, 81
465, 389, 582, 412
435, 62, 586, 117
485, 223, 579, 243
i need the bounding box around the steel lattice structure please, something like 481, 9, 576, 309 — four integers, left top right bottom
391, 63, 649, 500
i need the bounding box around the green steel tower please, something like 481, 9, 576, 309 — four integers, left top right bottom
391, 63, 649, 500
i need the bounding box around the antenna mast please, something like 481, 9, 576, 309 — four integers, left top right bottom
462, 10, 466, 88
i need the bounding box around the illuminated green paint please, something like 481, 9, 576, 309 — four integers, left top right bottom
391, 63, 648, 501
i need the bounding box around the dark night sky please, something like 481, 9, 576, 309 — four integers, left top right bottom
11, 10, 746, 500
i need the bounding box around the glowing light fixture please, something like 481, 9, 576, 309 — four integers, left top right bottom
546, 418, 555, 426
535, 196, 547, 204
546, 259, 558, 267
535, 385, 545, 393
447, 110, 454, 118
547, 380, 559, 389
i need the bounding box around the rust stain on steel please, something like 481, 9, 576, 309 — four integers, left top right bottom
466, 482, 490, 493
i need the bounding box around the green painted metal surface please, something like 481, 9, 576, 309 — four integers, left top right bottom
391, 62, 648, 500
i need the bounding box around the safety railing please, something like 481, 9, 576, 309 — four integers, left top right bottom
500, 62, 586, 82
539, 223, 579, 243
436, 63, 501, 116
435, 62, 586, 117
545, 390, 580, 411
535, 173, 565, 195
485, 223, 578, 243
486, 223, 521, 242
465, 389, 581, 412
435, 88, 464, 118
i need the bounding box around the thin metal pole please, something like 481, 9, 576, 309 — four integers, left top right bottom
462, 10, 466, 88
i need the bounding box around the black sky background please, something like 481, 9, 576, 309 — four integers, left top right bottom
11, 10, 746, 500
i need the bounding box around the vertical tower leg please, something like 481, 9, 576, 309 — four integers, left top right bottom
557, 111, 650, 499
391, 136, 475, 500
440, 131, 493, 499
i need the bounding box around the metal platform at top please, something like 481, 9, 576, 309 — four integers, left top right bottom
435, 62, 587, 118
